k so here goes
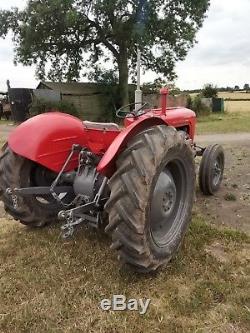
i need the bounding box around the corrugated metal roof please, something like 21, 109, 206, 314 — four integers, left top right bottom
37, 81, 103, 95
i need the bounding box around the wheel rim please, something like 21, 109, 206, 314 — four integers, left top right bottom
150, 159, 188, 247
212, 157, 223, 187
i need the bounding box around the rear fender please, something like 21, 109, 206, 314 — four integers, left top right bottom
97, 117, 167, 177
8, 112, 88, 172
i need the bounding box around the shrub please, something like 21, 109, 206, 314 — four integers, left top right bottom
186, 94, 193, 109
142, 79, 181, 96
29, 99, 80, 118
202, 84, 218, 98
191, 95, 211, 116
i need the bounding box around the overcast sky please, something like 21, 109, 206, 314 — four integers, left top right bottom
0, 0, 250, 91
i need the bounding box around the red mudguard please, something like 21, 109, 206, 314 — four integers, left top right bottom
8, 112, 119, 172
97, 117, 166, 177
97, 108, 196, 177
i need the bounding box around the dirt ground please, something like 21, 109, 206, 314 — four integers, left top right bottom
195, 137, 250, 234
0, 124, 249, 234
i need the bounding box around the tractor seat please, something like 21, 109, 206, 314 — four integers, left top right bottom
83, 121, 120, 131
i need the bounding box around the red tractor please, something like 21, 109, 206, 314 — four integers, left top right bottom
0, 88, 224, 273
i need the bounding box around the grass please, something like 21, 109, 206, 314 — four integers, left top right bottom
0, 121, 250, 332
0, 139, 6, 150
224, 193, 237, 201
197, 112, 250, 134
0, 119, 11, 124
0, 213, 249, 333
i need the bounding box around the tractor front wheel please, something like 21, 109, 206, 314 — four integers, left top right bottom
199, 144, 225, 195
105, 125, 195, 273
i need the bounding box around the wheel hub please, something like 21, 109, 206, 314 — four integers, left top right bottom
213, 160, 222, 186
150, 169, 177, 234
162, 189, 176, 216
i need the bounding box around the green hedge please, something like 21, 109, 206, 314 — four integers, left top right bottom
29, 99, 79, 118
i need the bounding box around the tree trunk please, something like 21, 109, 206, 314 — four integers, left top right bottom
117, 51, 129, 107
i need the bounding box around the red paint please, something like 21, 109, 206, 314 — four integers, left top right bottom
124, 107, 196, 139
8, 113, 120, 172
160, 87, 169, 114
98, 107, 196, 176
8, 101, 196, 177
97, 117, 166, 177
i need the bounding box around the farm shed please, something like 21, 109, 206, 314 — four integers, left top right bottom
37, 81, 108, 121
37, 81, 191, 120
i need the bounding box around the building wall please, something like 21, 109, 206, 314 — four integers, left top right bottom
38, 82, 190, 121
65, 92, 189, 120
62, 94, 107, 121
38, 83, 116, 121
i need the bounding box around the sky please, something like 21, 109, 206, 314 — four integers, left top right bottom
0, 0, 250, 91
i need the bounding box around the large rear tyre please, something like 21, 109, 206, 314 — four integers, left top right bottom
0, 147, 68, 227
105, 126, 195, 273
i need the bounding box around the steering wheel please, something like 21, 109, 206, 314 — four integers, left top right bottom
116, 102, 151, 119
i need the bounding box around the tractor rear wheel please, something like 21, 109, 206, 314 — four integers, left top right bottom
0, 147, 70, 227
105, 125, 195, 273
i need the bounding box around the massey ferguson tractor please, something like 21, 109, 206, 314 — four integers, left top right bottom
0, 88, 224, 273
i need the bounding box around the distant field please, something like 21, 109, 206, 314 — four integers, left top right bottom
219, 92, 250, 113
190, 91, 250, 113
224, 100, 250, 113
218, 91, 250, 100
190, 91, 250, 100
197, 112, 250, 134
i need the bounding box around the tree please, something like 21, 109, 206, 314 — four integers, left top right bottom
202, 84, 218, 98
0, 0, 210, 106
244, 84, 250, 91
234, 85, 240, 91
142, 78, 180, 95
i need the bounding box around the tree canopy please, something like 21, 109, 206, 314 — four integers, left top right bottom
244, 83, 249, 91
0, 0, 210, 106
202, 83, 218, 98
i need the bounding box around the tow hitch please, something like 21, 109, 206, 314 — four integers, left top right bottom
6, 177, 108, 239
59, 177, 108, 238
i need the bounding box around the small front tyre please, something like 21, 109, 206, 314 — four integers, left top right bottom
199, 144, 225, 195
